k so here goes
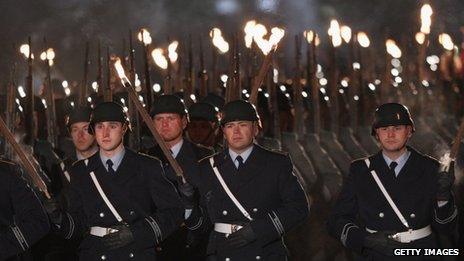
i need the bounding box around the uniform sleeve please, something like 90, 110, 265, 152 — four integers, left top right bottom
0, 172, 50, 260
250, 156, 310, 245
131, 161, 184, 248
432, 165, 458, 233
326, 162, 368, 254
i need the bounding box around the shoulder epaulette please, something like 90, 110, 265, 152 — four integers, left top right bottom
198, 151, 220, 163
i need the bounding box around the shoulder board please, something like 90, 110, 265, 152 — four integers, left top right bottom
71, 158, 86, 167
198, 151, 220, 163
137, 151, 162, 163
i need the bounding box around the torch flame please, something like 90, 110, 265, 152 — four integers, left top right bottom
420, 4, 433, 34
19, 44, 34, 59
40, 52, 47, 61
328, 20, 342, 47
269, 27, 285, 46
415, 32, 426, 45
244, 20, 257, 48
151, 48, 168, 69
340, 25, 352, 43
357, 32, 370, 48
438, 33, 454, 51
386, 39, 402, 58
168, 41, 179, 63
137, 28, 152, 45
114, 58, 128, 81
303, 30, 320, 46
210, 28, 229, 54
46, 48, 55, 60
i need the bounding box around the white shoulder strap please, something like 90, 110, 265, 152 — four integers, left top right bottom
364, 158, 409, 229
89, 171, 123, 223
209, 157, 253, 221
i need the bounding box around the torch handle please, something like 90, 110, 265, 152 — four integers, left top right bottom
122, 80, 185, 180
0, 115, 50, 198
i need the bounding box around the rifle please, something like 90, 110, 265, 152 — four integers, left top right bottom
249, 48, 276, 105
293, 34, 304, 137
5, 44, 18, 158
128, 30, 141, 151
142, 34, 153, 109
0, 115, 50, 198
104, 46, 113, 102
43, 38, 58, 147
97, 40, 103, 99
25, 36, 35, 145
198, 37, 208, 98
79, 42, 90, 107
306, 32, 320, 135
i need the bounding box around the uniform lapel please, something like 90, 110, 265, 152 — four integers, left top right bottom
236, 145, 262, 192
113, 149, 138, 184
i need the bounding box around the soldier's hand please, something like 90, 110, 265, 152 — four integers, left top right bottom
43, 197, 63, 225
225, 224, 257, 249
102, 225, 134, 250
363, 231, 402, 256
437, 161, 455, 201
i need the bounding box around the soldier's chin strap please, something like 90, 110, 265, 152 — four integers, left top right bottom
364, 158, 410, 229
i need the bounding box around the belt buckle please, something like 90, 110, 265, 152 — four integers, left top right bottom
107, 228, 119, 234
231, 225, 239, 233
390, 232, 401, 242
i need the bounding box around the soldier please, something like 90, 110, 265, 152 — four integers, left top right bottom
186, 101, 220, 149
327, 103, 457, 260
38, 107, 97, 261
0, 158, 50, 261
146, 94, 213, 260
187, 99, 309, 260
48, 102, 184, 261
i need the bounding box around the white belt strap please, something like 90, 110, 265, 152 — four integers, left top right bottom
209, 157, 253, 221
89, 171, 123, 222
365, 225, 432, 243
90, 226, 119, 237
60, 162, 70, 182
364, 158, 409, 229
214, 223, 243, 234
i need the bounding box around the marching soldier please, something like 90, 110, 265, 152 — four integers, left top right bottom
146, 94, 213, 260
327, 103, 458, 260
186, 101, 221, 149
0, 158, 50, 261
48, 102, 184, 261
187, 99, 309, 260
38, 107, 97, 261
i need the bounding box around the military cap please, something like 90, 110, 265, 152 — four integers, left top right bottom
89, 102, 130, 134
189, 102, 219, 122
201, 93, 225, 110
221, 100, 260, 126
371, 103, 415, 135
150, 94, 188, 117
66, 106, 92, 128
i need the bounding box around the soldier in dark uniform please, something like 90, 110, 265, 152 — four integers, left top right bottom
186, 101, 220, 149
39, 107, 97, 261
48, 102, 184, 261
0, 158, 50, 261
187, 100, 309, 260
327, 103, 457, 260
146, 94, 214, 260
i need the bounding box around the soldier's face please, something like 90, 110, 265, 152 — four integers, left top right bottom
223, 121, 258, 153
70, 122, 95, 152
187, 120, 216, 145
153, 113, 187, 143
376, 125, 412, 152
94, 121, 127, 152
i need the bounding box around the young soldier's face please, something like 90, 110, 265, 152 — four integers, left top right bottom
70, 122, 95, 152
376, 125, 412, 153
153, 113, 187, 143
187, 120, 216, 145
94, 121, 126, 152
223, 121, 258, 153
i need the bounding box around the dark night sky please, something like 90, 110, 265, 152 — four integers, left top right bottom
1, 0, 463, 91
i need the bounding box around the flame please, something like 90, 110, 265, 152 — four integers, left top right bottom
420, 4, 433, 34
303, 30, 321, 46
328, 20, 342, 47
386, 39, 402, 58
244, 20, 257, 48
168, 41, 179, 63
151, 48, 168, 69
114, 58, 128, 80
357, 32, 370, 48
269, 27, 285, 46
62, 80, 68, 88
438, 33, 454, 51
19, 44, 34, 59
340, 25, 352, 43
137, 28, 152, 45
210, 28, 229, 54
415, 32, 426, 45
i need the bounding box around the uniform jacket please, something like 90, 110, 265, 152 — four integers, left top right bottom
327, 147, 458, 260
189, 144, 309, 261
0, 159, 50, 261
58, 148, 184, 261
146, 139, 214, 261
